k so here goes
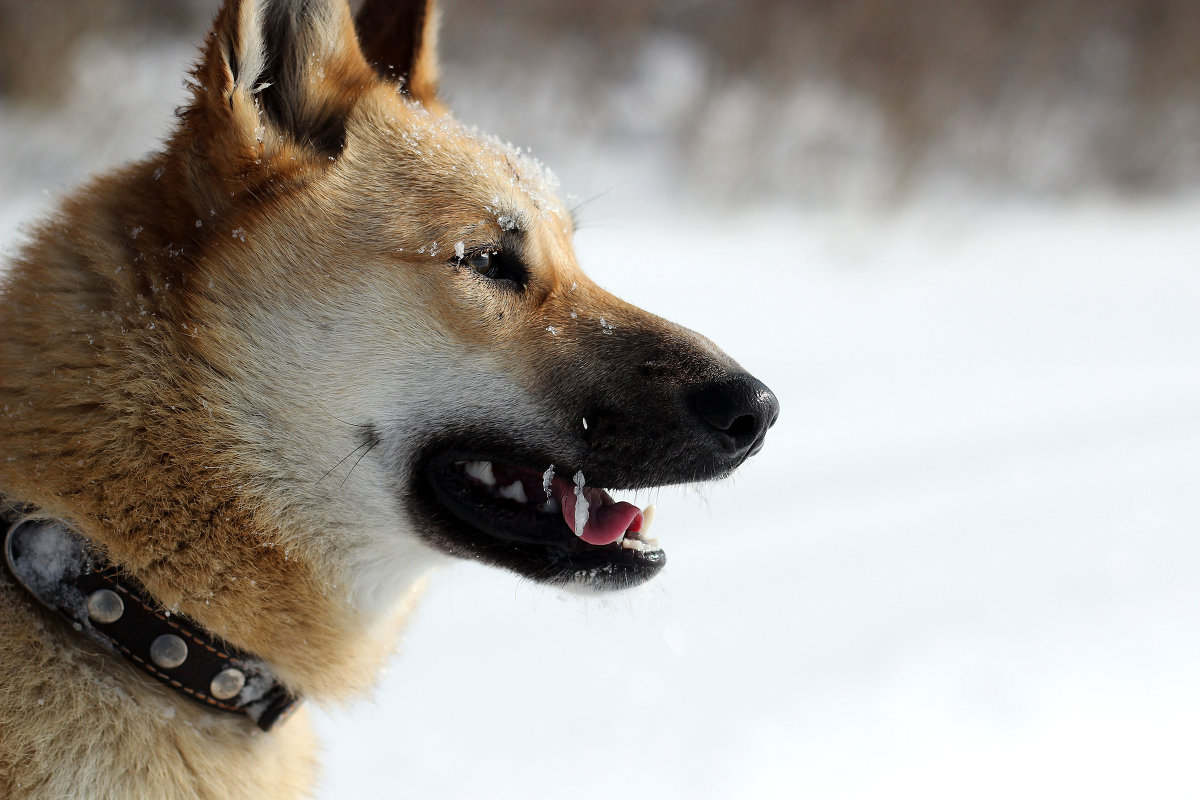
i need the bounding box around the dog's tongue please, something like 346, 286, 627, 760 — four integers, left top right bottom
554, 474, 644, 546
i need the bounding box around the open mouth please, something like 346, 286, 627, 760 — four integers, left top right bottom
417, 451, 666, 590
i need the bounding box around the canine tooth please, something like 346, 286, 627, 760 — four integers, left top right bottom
573, 471, 588, 536
640, 504, 656, 537
464, 460, 496, 486
498, 481, 527, 503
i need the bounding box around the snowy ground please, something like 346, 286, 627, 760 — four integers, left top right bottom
3, 36, 1200, 800
303, 201, 1200, 799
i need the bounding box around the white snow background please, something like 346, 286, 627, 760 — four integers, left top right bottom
2, 32, 1199, 800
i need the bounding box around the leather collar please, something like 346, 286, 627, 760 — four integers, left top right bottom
2, 505, 300, 731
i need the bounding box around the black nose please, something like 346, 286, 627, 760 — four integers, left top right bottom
688, 373, 780, 457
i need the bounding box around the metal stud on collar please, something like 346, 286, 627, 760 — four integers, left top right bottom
86, 588, 124, 624
210, 668, 247, 700
150, 633, 188, 669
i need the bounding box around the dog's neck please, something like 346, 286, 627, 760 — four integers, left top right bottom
0, 160, 426, 701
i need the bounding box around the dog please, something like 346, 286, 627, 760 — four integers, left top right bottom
0, 1, 778, 796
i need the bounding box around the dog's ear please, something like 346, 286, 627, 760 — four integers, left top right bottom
354, 0, 440, 106
186, 0, 375, 165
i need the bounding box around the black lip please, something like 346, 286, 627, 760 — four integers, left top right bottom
410, 447, 666, 590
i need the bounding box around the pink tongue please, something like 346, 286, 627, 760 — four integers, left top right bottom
557, 483, 644, 546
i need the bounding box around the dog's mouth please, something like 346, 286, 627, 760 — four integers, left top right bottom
417, 451, 666, 590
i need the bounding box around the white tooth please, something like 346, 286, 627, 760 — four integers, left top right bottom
464, 460, 496, 486
640, 504, 656, 537
542, 465, 555, 500
573, 471, 588, 537
643, 537, 660, 550
620, 538, 648, 551
498, 481, 527, 503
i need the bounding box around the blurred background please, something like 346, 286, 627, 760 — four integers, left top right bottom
2, 1, 1198, 798
5, 0, 1200, 207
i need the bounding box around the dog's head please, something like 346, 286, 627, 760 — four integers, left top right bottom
164, 0, 778, 605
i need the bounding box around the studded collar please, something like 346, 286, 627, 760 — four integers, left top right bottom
1, 506, 300, 731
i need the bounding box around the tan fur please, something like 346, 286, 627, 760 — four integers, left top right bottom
0, 1, 703, 796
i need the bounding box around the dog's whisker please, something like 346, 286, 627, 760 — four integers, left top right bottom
568, 183, 627, 227
318, 440, 372, 485
310, 399, 369, 431
338, 442, 378, 489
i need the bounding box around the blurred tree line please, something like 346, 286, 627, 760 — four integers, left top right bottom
2, 0, 1197, 202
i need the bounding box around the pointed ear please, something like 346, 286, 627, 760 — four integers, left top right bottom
188, 0, 376, 163
354, 0, 440, 106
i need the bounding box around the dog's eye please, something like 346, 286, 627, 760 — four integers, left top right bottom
453, 246, 527, 289
465, 250, 497, 278
457, 247, 526, 288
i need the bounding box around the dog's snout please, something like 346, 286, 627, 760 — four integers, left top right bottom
688, 373, 780, 456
